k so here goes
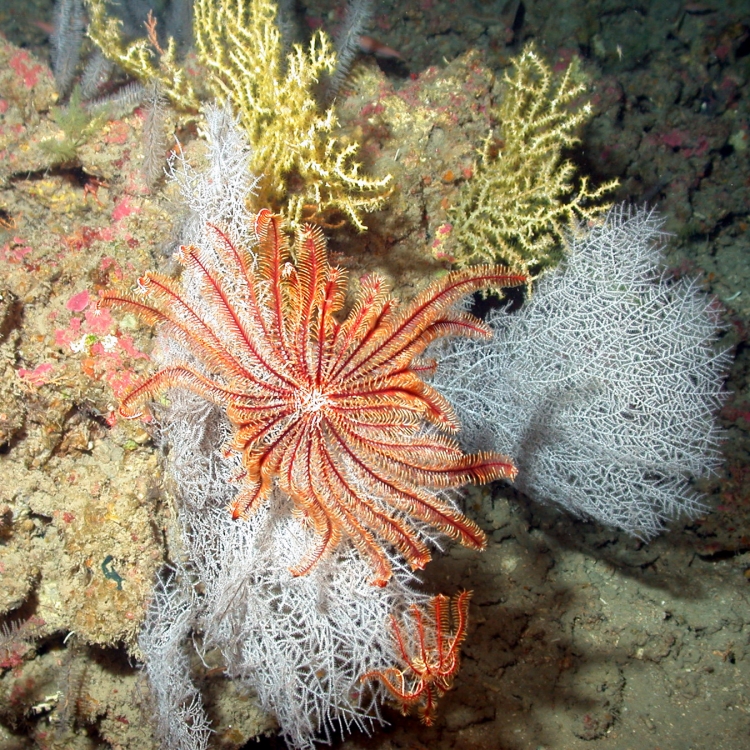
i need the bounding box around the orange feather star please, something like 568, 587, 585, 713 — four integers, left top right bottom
99, 210, 524, 584
361, 590, 472, 725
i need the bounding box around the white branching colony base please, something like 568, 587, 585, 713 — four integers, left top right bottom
142, 392, 429, 750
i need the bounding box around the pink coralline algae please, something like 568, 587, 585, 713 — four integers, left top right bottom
8, 50, 44, 89
54, 289, 149, 403
17, 363, 55, 387
104, 121, 131, 145
431, 222, 455, 262
111, 196, 139, 223
657, 130, 711, 159
1, 238, 33, 264
66, 290, 91, 313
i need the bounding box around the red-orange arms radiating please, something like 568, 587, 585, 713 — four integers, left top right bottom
99, 210, 525, 584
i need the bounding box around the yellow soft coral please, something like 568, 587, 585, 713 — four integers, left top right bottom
444, 44, 617, 277
86, 0, 200, 110
193, 0, 391, 230
85, 0, 391, 231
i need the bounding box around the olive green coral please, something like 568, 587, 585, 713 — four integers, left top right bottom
40, 86, 108, 164
85, 0, 391, 231
442, 44, 617, 277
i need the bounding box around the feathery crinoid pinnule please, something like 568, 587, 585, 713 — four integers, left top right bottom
99, 210, 524, 584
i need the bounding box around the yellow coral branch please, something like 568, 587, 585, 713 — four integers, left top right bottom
85, 0, 200, 110
193, 0, 391, 230
85, 0, 391, 231
446, 43, 618, 276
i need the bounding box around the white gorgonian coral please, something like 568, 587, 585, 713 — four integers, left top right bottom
138, 104, 431, 750
433, 205, 730, 538
142, 392, 427, 749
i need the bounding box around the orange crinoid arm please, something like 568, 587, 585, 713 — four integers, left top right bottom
361, 590, 472, 725
100, 210, 525, 584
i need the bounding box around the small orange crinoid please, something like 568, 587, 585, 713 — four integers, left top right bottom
362, 590, 471, 725
99, 211, 524, 584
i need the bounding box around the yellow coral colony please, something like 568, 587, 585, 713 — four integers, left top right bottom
447, 44, 618, 277
85, 0, 391, 230
86, 0, 200, 109
193, 0, 391, 229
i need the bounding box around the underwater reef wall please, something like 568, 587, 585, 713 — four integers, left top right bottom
1, 1, 749, 748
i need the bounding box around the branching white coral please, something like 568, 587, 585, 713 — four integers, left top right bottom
138, 106, 430, 750
151, 390, 428, 749
433, 205, 730, 538
139, 569, 211, 750
167, 102, 261, 253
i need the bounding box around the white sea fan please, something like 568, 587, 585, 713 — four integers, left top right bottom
138, 105, 429, 750
139, 569, 211, 750
433, 205, 730, 538
150, 391, 427, 750
168, 102, 261, 253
